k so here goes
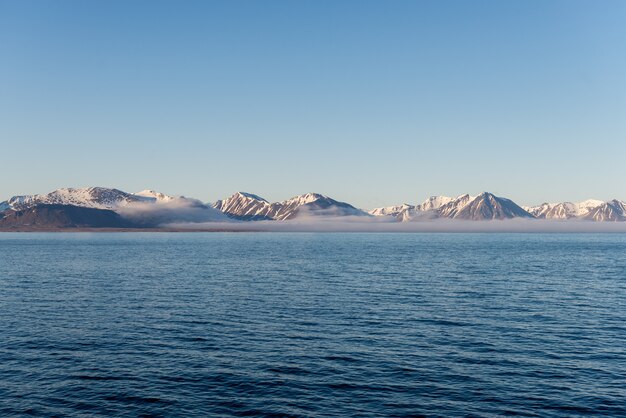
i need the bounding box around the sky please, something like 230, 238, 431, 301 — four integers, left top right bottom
1, 0, 625, 209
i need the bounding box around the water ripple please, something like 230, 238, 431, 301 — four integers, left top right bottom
1, 232, 625, 417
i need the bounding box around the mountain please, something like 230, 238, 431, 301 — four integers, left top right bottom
369, 197, 455, 214
0, 187, 206, 210
369, 196, 459, 221
213, 192, 274, 220
524, 199, 626, 221
370, 192, 534, 221
416, 196, 455, 212
1, 187, 154, 211
0, 187, 226, 228
133, 189, 177, 202
436, 192, 533, 220
0, 204, 133, 229
367, 203, 415, 217
0, 187, 190, 213
214, 192, 369, 220
2, 187, 625, 228
273, 193, 368, 220
582, 200, 626, 222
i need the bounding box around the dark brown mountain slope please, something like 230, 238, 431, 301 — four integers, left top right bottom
0, 204, 135, 229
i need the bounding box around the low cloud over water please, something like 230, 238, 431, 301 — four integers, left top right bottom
164, 217, 626, 233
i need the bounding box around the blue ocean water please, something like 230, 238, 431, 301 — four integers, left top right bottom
1, 232, 625, 417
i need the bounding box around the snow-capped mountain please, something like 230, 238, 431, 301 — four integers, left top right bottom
416, 196, 455, 212
582, 200, 626, 221
3, 186, 626, 229
436, 192, 533, 220
133, 189, 177, 202
1, 187, 155, 211
213, 192, 368, 220
369, 204, 414, 218
273, 193, 367, 220
0, 187, 189, 213
369, 196, 458, 221
370, 192, 534, 221
213, 192, 274, 220
524, 199, 626, 221
0, 187, 226, 228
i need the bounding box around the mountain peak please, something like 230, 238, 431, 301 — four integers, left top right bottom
417, 196, 454, 211
213, 192, 366, 221
4, 187, 150, 211
368, 203, 415, 220
235, 192, 268, 202
430, 192, 533, 220
213, 192, 272, 221
134, 190, 176, 202
525, 198, 620, 220
281, 193, 327, 207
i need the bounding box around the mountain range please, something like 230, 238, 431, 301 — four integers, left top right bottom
213, 192, 367, 220
1, 187, 625, 229
370, 193, 534, 221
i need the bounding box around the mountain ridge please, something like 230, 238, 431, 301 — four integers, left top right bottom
213, 192, 368, 221
2, 187, 626, 228
0, 204, 134, 229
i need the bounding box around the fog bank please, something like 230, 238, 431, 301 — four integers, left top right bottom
164, 217, 626, 233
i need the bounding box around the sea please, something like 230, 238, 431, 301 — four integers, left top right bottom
1, 232, 625, 417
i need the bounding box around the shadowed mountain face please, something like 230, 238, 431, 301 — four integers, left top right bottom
213, 192, 368, 221
0, 204, 134, 229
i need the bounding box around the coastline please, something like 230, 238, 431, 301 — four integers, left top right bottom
3, 223, 626, 233
0, 227, 260, 233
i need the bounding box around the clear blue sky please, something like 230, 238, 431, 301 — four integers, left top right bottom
1, 0, 625, 208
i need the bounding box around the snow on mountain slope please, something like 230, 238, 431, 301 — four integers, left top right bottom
387, 192, 534, 221
370, 204, 420, 222
369, 204, 414, 217
524, 202, 574, 219
524, 199, 609, 219
370, 194, 532, 221
416, 196, 455, 212
582, 200, 626, 222
576, 199, 607, 215
213, 192, 368, 221
271, 193, 367, 220
369, 196, 455, 221
0, 187, 202, 212
0, 187, 224, 227
441, 192, 533, 220
213, 192, 274, 220
133, 190, 177, 202
2, 187, 153, 211
435, 194, 474, 219
3, 187, 624, 224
